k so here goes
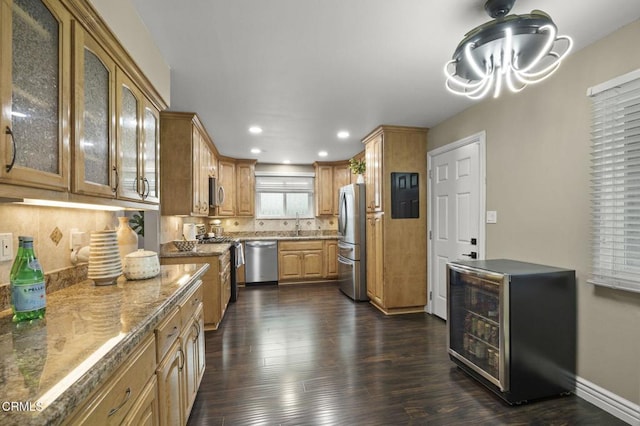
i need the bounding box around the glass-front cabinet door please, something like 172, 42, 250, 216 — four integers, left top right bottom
141, 101, 159, 203
447, 263, 508, 391
116, 70, 141, 201
0, 0, 70, 190
116, 69, 159, 203
72, 25, 116, 197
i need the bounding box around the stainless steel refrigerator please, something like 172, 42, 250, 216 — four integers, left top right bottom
337, 183, 368, 301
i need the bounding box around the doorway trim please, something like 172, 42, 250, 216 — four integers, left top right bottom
426, 131, 487, 314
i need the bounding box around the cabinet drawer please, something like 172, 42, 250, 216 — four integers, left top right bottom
155, 307, 181, 362
68, 335, 156, 425
279, 240, 323, 251
180, 280, 203, 326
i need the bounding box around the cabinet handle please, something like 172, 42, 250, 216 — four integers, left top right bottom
112, 166, 119, 193
178, 347, 185, 371
143, 177, 150, 199
5, 127, 16, 173
192, 322, 200, 341
107, 387, 131, 417
166, 325, 179, 340
218, 186, 225, 205
135, 176, 143, 198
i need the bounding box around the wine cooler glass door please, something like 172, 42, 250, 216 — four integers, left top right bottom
447, 263, 508, 391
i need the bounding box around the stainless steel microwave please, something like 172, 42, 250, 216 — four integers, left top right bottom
209, 177, 225, 208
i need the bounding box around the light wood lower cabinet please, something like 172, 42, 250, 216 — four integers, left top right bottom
366, 213, 384, 306
156, 282, 205, 426
156, 337, 184, 426
66, 281, 205, 426
161, 252, 231, 331
324, 240, 338, 279
122, 375, 160, 426
65, 335, 157, 425
278, 240, 338, 282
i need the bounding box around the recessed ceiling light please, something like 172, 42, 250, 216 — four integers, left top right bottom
249, 126, 262, 134
318, 151, 328, 157
282, 160, 291, 164
337, 131, 349, 139
250, 148, 261, 154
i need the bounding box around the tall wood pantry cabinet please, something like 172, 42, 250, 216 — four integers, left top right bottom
363, 125, 428, 315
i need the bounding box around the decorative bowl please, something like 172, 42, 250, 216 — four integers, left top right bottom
123, 249, 160, 280
172, 240, 198, 252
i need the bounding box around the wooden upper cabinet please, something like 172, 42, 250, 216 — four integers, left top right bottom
0, 0, 71, 190
332, 163, 351, 215
315, 164, 333, 215
141, 101, 160, 203
236, 160, 255, 217
217, 159, 236, 216
115, 70, 159, 204
160, 112, 213, 216
364, 133, 383, 213
72, 25, 117, 198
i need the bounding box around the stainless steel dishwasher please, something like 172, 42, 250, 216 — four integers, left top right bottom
244, 240, 278, 284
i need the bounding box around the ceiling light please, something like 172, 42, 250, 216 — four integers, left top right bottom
337, 131, 350, 139
318, 151, 328, 157
444, 0, 572, 99
282, 160, 291, 164
249, 126, 262, 134
250, 148, 261, 154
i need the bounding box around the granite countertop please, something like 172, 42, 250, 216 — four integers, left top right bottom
0, 263, 209, 426
235, 234, 341, 241
160, 234, 341, 259
160, 242, 232, 258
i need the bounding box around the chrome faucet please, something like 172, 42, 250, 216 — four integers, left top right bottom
295, 213, 300, 236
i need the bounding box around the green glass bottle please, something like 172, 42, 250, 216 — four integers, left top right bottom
10, 236, 46, 323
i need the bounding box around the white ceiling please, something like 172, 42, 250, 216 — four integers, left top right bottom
130, 0, 640, 164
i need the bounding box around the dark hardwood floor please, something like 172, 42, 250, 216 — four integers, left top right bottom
188, 283, 624, 425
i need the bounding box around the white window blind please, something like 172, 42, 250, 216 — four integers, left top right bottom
254, 175, 315, 219
588, 69, 640, 293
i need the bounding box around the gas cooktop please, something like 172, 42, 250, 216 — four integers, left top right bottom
199, 236, 239, 244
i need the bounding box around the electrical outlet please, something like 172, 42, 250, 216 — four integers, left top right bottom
0, 233, 13, 261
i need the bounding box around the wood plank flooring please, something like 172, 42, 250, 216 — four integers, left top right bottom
188, 283, 624, 425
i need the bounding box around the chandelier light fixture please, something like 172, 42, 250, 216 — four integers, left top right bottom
444, 0, 572, 99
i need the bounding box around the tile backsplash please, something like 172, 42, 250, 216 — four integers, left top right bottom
0, 205, 119, 286
160, 215, 338, 243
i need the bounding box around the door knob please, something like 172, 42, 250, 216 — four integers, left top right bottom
462, 252, 477, 259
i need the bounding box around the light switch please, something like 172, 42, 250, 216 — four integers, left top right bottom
486, 211, 497, 224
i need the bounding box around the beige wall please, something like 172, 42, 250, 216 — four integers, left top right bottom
428, 20, 640, 404
88, 0, 171, 105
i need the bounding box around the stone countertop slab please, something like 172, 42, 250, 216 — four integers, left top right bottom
0, 263, 209, 426
160, 242, 231, 258
159, 235, 342, 259
234, 235, 341, 241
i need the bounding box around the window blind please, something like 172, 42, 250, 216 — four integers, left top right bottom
588, 69, 640, 293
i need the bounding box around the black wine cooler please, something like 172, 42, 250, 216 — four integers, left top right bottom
447, 259, 576, 404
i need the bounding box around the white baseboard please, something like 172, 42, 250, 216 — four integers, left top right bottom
575, 376, 640, 425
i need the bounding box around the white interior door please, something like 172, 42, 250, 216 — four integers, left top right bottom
429, 133, 484, 320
